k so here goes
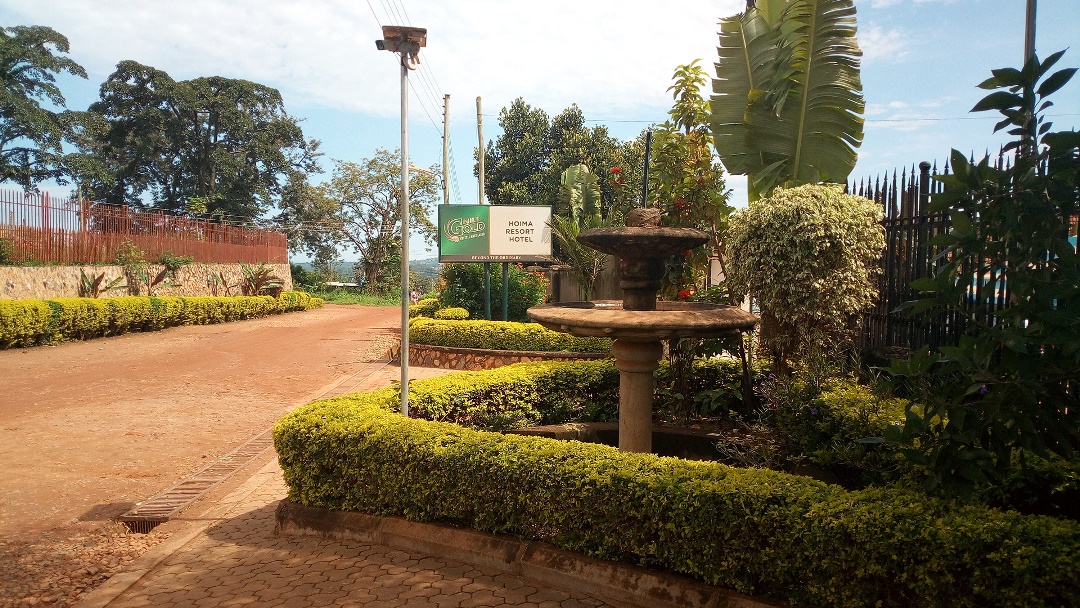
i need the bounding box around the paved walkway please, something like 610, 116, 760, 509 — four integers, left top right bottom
73, 363, 626, 608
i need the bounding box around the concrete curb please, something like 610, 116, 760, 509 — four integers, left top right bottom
275, 499, 783, 608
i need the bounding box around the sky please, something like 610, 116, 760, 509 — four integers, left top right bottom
4, 0, 1079, 261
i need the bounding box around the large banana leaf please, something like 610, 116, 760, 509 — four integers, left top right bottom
557, 163, 601, 226
711, 0, 864, 200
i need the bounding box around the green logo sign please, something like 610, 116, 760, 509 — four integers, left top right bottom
438, 205, 552, 262
439, 206, 489, 258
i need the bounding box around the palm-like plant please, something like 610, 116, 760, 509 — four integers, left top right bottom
549, 164, 610, 300
711, 0, 864, 201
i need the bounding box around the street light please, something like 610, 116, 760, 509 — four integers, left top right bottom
376, 25, 426, 417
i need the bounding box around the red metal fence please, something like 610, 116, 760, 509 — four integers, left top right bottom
0, 190, 288, 264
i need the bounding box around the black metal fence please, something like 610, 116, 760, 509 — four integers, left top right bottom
848, 153, 1078, 354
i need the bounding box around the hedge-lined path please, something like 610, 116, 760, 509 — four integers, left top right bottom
0, 304, 434, 607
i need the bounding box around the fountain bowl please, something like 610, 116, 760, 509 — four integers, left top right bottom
528, 300, 757, 342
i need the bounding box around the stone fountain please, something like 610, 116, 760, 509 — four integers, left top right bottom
528, 209, 758, 453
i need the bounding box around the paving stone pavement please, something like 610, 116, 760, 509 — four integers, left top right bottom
78, 456, 622, 608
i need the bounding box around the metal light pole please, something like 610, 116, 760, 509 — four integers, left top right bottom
377, 25, 427, 417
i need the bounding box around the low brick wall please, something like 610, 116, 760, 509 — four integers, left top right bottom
0, 263, 292, 300
407, 343, 607, 371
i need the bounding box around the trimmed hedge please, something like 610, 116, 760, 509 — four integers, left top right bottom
402, 360, 620, 429
0, 292, 324, 348
274, 362, 1080, 608
409, 297, 441, 318
410, 317, 611, 353
433, 306, 469, 320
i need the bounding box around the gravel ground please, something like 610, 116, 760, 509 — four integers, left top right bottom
0, 522, 169, 607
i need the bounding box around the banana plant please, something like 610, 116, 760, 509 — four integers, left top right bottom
551, 164, 609, 300
557, 163, 602, 227
711, 0, 864, 201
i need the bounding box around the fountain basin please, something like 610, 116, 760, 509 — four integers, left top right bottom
528, 300, 757, 342
578, 227, 708, 258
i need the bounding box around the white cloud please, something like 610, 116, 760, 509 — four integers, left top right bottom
4, 0, 744, 124
859, 24, 910, 63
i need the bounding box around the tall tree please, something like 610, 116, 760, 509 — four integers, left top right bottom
481, 98, 551, 206
479, 100, 631, 213
277, 150, 439, 290
711, 0, 864, 200
78, 61, 320, 221
0, 25, 87, 189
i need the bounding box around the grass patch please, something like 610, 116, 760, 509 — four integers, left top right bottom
309, 290, 399, 306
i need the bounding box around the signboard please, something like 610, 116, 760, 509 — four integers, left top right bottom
438, 205, 552, 262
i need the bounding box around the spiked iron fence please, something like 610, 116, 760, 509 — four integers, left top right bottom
846, 152, 1075, 354
850, 154, 1079, 354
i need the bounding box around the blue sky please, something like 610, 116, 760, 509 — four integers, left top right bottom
4, 0, 1078, 260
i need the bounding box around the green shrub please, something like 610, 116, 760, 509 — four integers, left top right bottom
757, 372, 909, 483
410, 318, 610, 353
433, 307, 469, 320
275, 382, 1080, 608
0, 299, 53, 347
48, 297, 111, 340
438, 263, 548, 322
0, 292, 324, 349
409, 297, 441, 318
726, 184, 884, 369
400, 361, 620, 429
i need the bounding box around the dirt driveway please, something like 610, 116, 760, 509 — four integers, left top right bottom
0, 304, 402, 606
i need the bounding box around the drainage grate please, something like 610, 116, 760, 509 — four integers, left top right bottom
118, 430, 274, 533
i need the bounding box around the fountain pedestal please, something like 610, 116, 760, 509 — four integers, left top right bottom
612, 339, 665, 452
528, 222, 758, 454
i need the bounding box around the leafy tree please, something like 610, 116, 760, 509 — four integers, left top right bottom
0, 25, 87, 188
886, 51, 1079, 497
77, 60, 320, 220
726, 184, 884, 371
480, 100, 635, 213
279, 149, 439, 290
648, 60, 732, 300
711, 0, 864, 201
482, 98, 551, 206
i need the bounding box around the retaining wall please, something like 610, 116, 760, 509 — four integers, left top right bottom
0, 263, 293, 300
406, 343, 608, 371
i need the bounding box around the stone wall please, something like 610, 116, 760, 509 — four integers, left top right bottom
0, 263, 293, 300
407, 343, 607, 371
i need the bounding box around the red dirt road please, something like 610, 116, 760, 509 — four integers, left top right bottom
0, 304, 400, 539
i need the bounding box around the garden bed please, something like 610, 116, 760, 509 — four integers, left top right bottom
274, 360, 1080, 608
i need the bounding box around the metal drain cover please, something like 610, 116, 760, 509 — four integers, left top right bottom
119, 430, 274, 533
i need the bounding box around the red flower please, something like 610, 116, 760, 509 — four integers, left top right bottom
609, 166, 622, 174
677, 289, 694, 299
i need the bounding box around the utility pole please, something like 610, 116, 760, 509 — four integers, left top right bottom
477, 96, 491, 320
443, 94, 451, 206
477, 96, 485, 204
1024, 0, 1037, 63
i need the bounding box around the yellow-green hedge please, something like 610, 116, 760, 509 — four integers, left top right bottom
0, 292, 323, 348
410, 317, 610, 353
432, 306, 469, 320
274, 362, 1080, 608
409, 297, 441, 318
